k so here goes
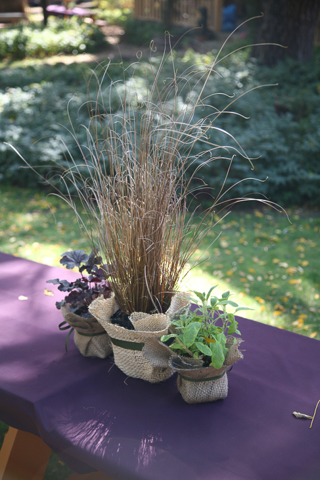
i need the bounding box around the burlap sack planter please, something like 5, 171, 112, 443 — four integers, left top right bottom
173, 338, 243, 403
89, 293, 190, 383
142, 336, 243, 403
173, 358, 230, 404
60, 304, 112, 358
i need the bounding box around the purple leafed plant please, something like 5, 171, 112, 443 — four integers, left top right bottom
47, 249, 112, 318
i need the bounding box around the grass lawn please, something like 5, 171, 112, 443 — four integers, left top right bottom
1, 184, 319, 340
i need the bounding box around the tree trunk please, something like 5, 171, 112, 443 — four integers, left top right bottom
253, 0, 320, 65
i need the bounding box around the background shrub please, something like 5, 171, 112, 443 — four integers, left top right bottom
1, 49, 320, 206
0, 18, 106, 59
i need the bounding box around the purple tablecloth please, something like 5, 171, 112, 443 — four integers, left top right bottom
0, 252, 320, 480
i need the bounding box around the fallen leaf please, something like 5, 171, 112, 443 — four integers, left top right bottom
220, 240, 229, 248
255, 296, 265, 304
310, 332, 317, 338
260, 305, 265, 313
286, 267, 297, 275
289, 279, 302, 285
315, 294, 319, 300
279, 262, 289, 268
44, 288, 54, 296
18, 295, 28, 301
254, 210, 264, 218
272, 258, 280, 264
301, 260, 309, 267
248, 268, 255, 273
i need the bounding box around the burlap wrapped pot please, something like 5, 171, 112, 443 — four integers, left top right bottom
142, 337, 244, 404
60, 304, 112, 358
89, 293, 190, 383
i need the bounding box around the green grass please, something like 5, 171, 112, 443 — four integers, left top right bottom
188, 207, 320, 339
1, 184, 319, 340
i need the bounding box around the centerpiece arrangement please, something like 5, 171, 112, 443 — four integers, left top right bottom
12, 23, 285, 398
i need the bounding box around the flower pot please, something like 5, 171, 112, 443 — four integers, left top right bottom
142, 336, 243, 403
89, 293, 190, 383
171, 338, 243, 403
60, 304, 112, 358
173, 357, 230, 404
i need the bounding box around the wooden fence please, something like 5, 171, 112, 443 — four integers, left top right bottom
134, 0, 223, 33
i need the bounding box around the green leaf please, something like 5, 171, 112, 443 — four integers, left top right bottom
216, 332, 227, 348
205, 285, 217, 300
193, 291, 206, 302
196, 342, 212, 356
210, 341, 225, 369
219, 300, 238, 307
161, 334, 177, 342
182, 322, 202, 347
228, 317, 238, 335
235, 307, 254, 312
210, 296, 218, 307
221, 290, 230, 299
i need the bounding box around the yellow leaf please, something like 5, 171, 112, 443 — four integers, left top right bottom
255, 296, 265, 304
278, 326, 284, 329
220, 240, 229, 248
299, 314, 308, 319
18, 295, 28, 301
204, 337, 216, 344
296, 245, 305, 252
226, 270, 233, 276
279, 262, 289, 268
254, 210, 264, 218
225, 250, 232, 255
272, 258, 280, 264
286, 267, 297, 275
293, 318, 304, 328
239, 292, 246, 298
240, 278, 246, 283
301, 260, 309, 267
315, 294, 319, 300
44, 288, 54, 296
260, 305, 265, 313
274, 310, 282, 315
281, 296, 288, 302
248, 268, 255, 273
289, 279, 302, 285
310, 332, 317, 338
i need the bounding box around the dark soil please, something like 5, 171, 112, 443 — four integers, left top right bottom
111, 309, 135, 330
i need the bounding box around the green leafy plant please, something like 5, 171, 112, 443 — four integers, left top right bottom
162, 287, 252, 369
0, 18, 106, 60
47, 249, 112, 317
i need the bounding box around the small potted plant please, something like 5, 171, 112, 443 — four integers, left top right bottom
142, 286, 251, 403
47, 248, 112, 358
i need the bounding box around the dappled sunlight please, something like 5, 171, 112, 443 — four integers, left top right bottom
184, 208, 320, 340
1, 187, 319, 340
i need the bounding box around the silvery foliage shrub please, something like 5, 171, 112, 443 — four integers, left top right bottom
1, 50, 320, 205
0, 19, 105, 59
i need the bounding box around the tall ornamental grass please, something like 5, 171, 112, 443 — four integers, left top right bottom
10, 23, 285, 315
